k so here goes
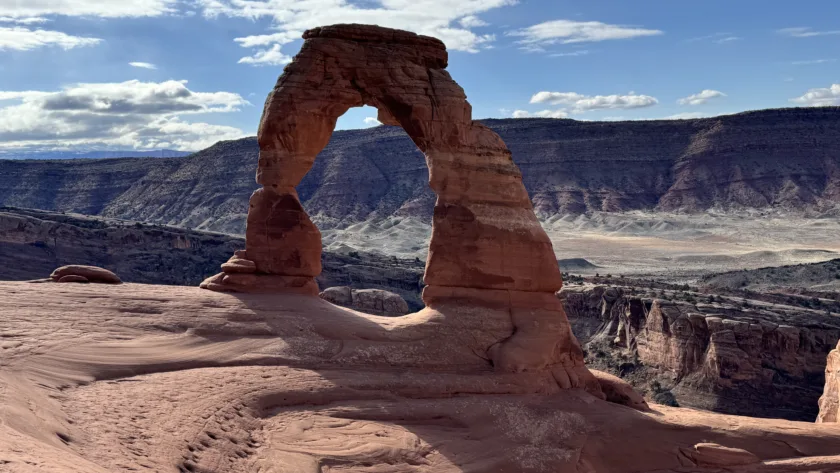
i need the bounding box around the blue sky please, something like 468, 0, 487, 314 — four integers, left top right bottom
0, 0, 838, 152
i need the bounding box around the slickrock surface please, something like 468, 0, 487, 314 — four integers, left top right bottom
819, 340, 840, 422
2, 282, 840, 472
320, 286, 410, 316
560, 284, 840, 421
203, 24, 595, 392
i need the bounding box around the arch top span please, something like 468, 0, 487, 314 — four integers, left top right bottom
201, 24, 599, 392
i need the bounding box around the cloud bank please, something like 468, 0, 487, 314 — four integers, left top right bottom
0, 80, 248, 151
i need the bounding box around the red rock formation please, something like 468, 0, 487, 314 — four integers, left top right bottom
201, 24, 595, 392
818, 340, 840, 423
50, 265, 121, 284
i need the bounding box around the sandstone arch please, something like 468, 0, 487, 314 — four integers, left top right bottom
201, 24, 597, 391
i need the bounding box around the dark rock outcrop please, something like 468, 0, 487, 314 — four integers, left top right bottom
1, 108, 838, 235
0, 207, 425, 307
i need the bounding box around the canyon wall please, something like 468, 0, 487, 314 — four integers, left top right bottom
560, 285, 840, 421
0, 108, 838, 235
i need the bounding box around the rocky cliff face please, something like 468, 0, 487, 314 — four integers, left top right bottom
1, 108, 838, 235
560, 284, 840, 421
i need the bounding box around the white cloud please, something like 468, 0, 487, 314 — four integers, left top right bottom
129, 62, 157, 70
511, 109, 568, 119
549, 50, 589, 57
790, 83, 840, 107
237, 44, 293, 66
0, 0, 177, 18
234, 31, 298, 65
0, 16, 49, 24
534, 109, 568, 118
234, 31, 299, 48
0, 80, 248, 151
685, 32, 741, 44
362, 116, 381, 127
199, 0, 514, 65
0, 26, 101, 51
664, 112, 707, 120
791, 59, 836, 65
459, 15, 487, 28
714, 35, 741, 44
529, 91, 658, 113
508, 19, 662, 51
778, 27, 840, 38
677, 89, 726, 106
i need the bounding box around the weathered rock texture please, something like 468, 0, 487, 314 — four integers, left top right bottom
819, 340, 840, 422
320, 286, 410, 316
560, 284, 840, 421
201, 24, 596, 392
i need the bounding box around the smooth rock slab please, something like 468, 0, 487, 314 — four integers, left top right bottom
50, 265, 121, 284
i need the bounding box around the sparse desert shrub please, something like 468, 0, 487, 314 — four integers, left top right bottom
618, 362, 635, 376
653, 390, 679, 407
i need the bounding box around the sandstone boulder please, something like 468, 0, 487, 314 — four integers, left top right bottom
320, 286, 410, 316
590, 369, 649, 412
818, 340, 840, 423
320, 286, 353, 306
50, 265, 121, 284
682, 443, 760, 467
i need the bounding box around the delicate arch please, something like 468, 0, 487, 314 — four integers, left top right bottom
203, 24, 562, 298
201, 25, 599, 392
